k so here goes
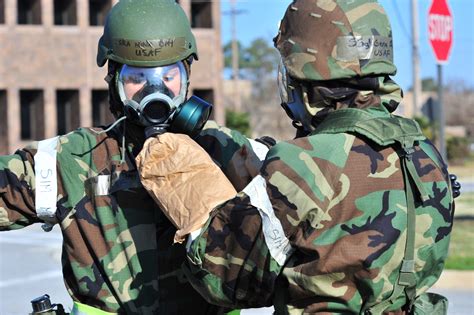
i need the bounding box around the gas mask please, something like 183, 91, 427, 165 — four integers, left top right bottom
277, 59, 314, 132
116, 61, 211, 138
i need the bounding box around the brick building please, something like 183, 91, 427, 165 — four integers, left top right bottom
0, 0, 224, 154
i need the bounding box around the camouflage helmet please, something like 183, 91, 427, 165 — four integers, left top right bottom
274, 0, 397, 81
97, 0, 198, 67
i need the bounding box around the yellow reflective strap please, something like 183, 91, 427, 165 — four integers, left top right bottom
72, 301, 117, 315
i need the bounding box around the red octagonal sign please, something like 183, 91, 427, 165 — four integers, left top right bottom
428, 0, 453, 64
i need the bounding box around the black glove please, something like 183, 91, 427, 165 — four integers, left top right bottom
449, 174, 461, 199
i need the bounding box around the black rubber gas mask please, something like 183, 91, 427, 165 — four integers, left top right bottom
117, 61, 211, 137
277, 58, 314, 132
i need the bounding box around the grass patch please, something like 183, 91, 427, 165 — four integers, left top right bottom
448, 159, 474, 181
458, 192, 474, 204
445, 219, 474, 270
454, 191, 474, 217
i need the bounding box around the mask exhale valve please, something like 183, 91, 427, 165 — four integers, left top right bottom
145, 95, 212, 138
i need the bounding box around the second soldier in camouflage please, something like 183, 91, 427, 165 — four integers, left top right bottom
138, 0, 455, 314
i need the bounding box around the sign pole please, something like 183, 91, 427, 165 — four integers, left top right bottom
428, 0, 452, 161
437, 63, 446, 160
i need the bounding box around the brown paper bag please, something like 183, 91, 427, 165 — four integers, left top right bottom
136, 133, 237, 243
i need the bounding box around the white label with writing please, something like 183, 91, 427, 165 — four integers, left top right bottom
34, 137, 59, 221
243, 175, 293, 266
336, 35, 393, 62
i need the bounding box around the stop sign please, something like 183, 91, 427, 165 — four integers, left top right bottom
428, 0, 453, 64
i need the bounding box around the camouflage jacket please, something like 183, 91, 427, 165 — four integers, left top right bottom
0, 121, 250, 314
184, 106, 454, 314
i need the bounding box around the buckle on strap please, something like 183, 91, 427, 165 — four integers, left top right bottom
399, 146, 415, 161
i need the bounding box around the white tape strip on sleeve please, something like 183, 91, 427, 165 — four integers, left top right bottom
34, 137, 59, 221
243, 175, 293, 266
248, 139, 269, 161
94, 175, 111, 196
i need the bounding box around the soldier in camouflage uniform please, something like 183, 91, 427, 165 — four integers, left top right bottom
0, 0, 256, 314
138, 0, 455, 314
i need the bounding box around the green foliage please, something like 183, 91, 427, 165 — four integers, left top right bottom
455, 192, 474, 217
407, 77, 437, 92
447, 136, 470, 164
225, 110, 251, 136
421, 78, 437, 92
223, 38, 280, 79
413, 116, 436, 141
445, 220, 474, 270
444, 256, 474, 270
223, 40, 245, 72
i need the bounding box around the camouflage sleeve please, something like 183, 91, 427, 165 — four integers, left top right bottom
183, 140, 300, 308
184, 194, 282, 309
197, 120, 269, 191
183, 134, 351, 308
0, 149, 40, 230
196, 120, 252, 171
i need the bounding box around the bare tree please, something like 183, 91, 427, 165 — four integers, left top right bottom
223, 38, 294, 140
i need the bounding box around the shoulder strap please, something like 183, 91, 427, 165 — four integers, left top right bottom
364, 144, 427, 314
312, 109, 428, 314
312, 108, 425, 147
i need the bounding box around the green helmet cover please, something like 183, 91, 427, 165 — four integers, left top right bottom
274, 0, 397, 81
97, 0, 198, 67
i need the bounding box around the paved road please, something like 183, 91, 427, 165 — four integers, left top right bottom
1, 225, 473, 314
0, 225, 69, 314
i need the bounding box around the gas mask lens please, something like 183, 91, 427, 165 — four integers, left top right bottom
117, 62, 188, 125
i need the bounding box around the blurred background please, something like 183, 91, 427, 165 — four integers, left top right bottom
0, 0, 473, 313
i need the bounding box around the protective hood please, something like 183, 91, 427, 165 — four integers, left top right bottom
307, 75, 403, 126
281, 74, 403, 133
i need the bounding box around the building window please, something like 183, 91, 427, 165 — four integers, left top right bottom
92, 89, 114, 126
54, 0, 77, 25
0, 0, 5, 24
17, 0, 42, 25
56, 90, 80, 135
89, 0, 111, 26
20, 90, 44, 140
0, 90, 8, 154
191, 0, 212, 28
